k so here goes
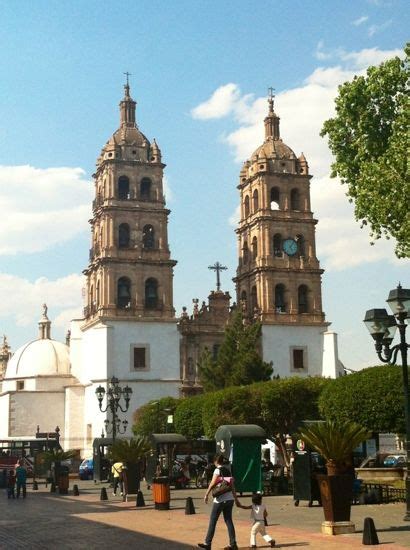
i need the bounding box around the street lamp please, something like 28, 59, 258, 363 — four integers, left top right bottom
95, 377, 133, 443
364, 283, 410, 520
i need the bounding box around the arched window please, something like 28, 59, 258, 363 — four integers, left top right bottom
298, 285, 308, 313
142, 224, 155, 249
244, 195, 250, 217
96, 281, 100, 307
240, 290, 247, 303
270, 187, 280, 210
273, 234, 282, 257
90, 285, 94, 306
251, 286, 258, 312
291, 189, 300, 210
118, 176, 130, 200
243, 241, 249, 263
140, 178, 152, 200
252, 189, 259, 212
296, 234, 305, 257
252, 236, 258, 260
117, 277, 131, 309
275, 284, 286, 313
145, 278, 158, 309
118, 223, 130, 248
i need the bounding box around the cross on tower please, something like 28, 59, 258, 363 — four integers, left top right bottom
268, 87, 275, 111
124, 71, 132, 86
208, 262, 228, 291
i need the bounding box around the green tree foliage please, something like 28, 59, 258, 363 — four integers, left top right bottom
198, 311, 273, 392
132, 396, 178, 437
38, 448, 77, 468
319, 365, 405, 434
174, 394, 205, 439
321, 44, 410, 257
108, 436, 151, 463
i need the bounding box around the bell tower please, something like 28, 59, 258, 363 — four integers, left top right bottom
233, 91, 331, 376
83, 79, 176, 324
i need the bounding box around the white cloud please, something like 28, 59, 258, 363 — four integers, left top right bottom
352, 15, 369, 26
191, 83, 241, 120
0, 165, 92, 255
163, 175, 173, 202
0, 272, 84, 333
192, 46, 407, 271
368, 19, 392, 37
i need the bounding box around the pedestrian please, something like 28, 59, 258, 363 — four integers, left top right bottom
15, 461, 27, 499
198, 454, 238, 550
237, 493, 275, 548
111, 461, 124, 496
7, 469, 16, 499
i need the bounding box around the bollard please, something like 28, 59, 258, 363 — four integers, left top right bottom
50, 482, 56, 493
136, 490, 145, 507
363, 517, 379, 545
100, 487, 108, 501
185, 496, 196, 515
32, 480, 38, 491
73, 484, 80, 496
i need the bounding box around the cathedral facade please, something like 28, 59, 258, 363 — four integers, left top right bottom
0, 83, 343, 455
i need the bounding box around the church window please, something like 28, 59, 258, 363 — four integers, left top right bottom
212, 344, 220, 361
132, 150, 137, 154
252, 236, 258, 260
296, 234, 305, 257
270, 187, 280, 210
140, 178, 152, 200
244, 195, 250, 217
145, 278, 158, 309
253, 189, 259, 212
142, 225, 155, 249
273, 234, 282, 257
118, 176, 130, 200
240, 290, 247, 303
293, 349, 305, 369
96, 281, 100, 307
298, 285, 309, 313
251, 286, 258, 312
117, 277, 131, 309
275, 284, 286, 312
243, 241, 249, 263
17, 380, 24, 391
118, 223, 130, 248
134, 347, 146, 369
291, 189, 300, 210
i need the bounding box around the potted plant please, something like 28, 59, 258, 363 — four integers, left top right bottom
299, 420, 370, 533
108, 436, 151, 495
38, 448, 77, 491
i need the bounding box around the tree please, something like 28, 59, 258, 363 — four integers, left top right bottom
321, 44, 410, 257
132, 396, 178, 437
174, 394, 205, 439
319, 365, 405, 434
198, 311, 273, 392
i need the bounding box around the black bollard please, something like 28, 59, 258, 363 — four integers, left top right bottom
363, 517, 379, 545
73, 484, 80, 496
50, 482, 56, 493
185, 496, 196, 515
136, 490, 145, 507
100, 487, 108, 501
32, 480, 38, 491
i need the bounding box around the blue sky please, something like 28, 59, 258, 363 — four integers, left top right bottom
0, 0, 408, 370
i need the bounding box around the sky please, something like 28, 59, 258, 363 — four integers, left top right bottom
0, 0, 408, 370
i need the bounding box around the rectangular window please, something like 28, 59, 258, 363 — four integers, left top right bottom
293, 349, 304, 369
134, 347, 146, 370
17, 380, 25, 391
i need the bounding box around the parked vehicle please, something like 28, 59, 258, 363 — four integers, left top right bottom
383, 455, 406, 468
79, 458, 93, 480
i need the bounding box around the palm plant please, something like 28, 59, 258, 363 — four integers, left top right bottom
299, 420, 371, 475
38, 448, 77, 468
107, 436, 151, 463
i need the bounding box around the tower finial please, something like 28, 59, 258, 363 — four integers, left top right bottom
264, 86, 280, 139
123, 71, 132, 97
268, 87, 275, 114
120, 72, 136, 127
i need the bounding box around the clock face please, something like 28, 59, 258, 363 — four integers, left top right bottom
283, 238, 298, 256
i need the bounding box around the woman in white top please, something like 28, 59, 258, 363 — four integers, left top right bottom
198, 454, 238, 550
237, 493, 275, 548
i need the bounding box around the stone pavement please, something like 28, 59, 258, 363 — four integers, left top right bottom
0, 481, 409, 549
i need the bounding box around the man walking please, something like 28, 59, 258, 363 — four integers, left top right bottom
15, 460, 27, 499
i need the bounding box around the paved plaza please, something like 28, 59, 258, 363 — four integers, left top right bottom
1, 480, 410, 549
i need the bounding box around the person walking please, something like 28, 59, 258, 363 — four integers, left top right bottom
111, 461, 124, 496
15, 461, 27, 499
7, 469, 16, 499
237, 493, 275, 548
198, 454, 238, 550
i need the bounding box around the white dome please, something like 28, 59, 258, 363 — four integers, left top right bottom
5, 339, 70, 379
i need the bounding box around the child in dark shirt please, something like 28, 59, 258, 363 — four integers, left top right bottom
7, 469, 16, 499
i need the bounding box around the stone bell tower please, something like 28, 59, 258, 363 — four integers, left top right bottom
233, 91, 335, 376
83, 79, 176, 324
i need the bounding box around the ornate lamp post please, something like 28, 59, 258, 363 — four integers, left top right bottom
364, 283, 410, 520
95, 377, 133, 443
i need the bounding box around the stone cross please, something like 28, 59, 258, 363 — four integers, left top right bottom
208, 262, 228, 291
124, 71, 131, 86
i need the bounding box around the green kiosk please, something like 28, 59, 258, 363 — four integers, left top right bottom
215, 425, 266, 493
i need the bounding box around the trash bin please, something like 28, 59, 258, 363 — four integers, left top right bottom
55, 465, 70, 495
152, 476, 170, 510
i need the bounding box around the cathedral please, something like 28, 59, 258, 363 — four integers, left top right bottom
0, 82, 343, 455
